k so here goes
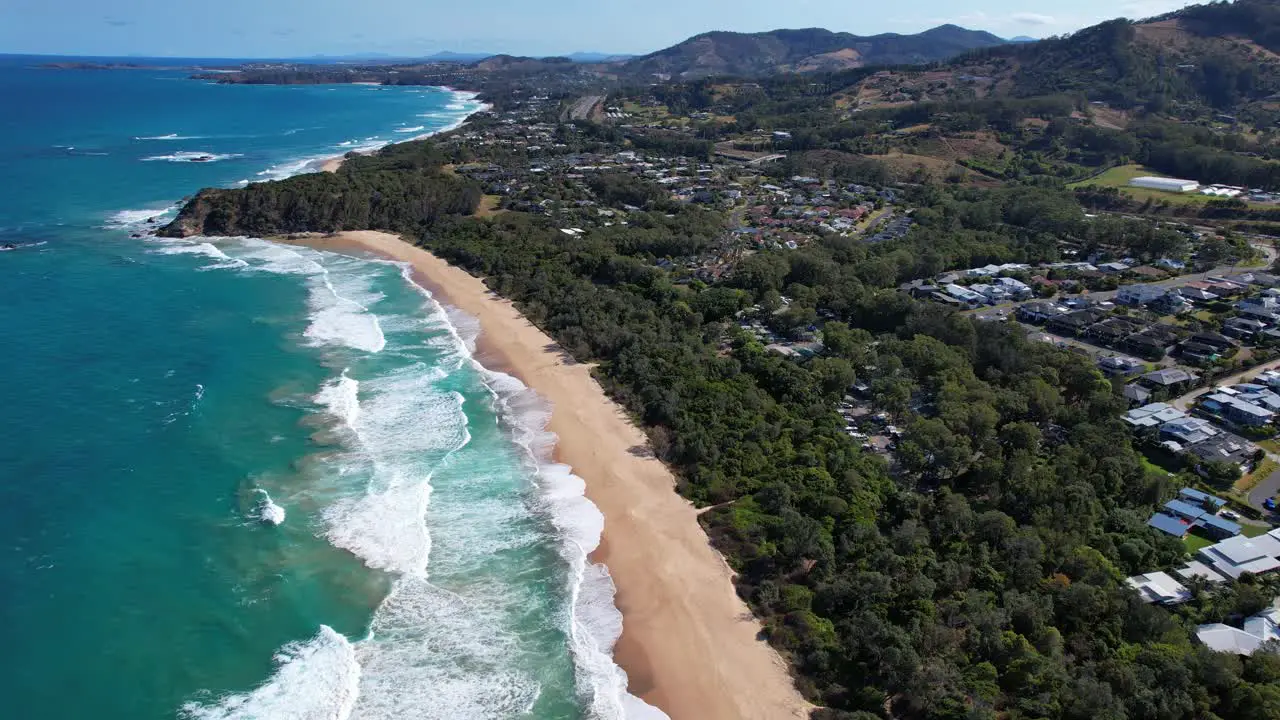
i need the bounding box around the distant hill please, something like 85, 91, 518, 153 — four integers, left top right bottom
826, 0, 1280, 116
567, 52, 634, 63
620, 24, 1007, 78
1007, 36, 1039, 43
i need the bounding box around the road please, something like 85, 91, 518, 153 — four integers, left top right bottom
1249, 469, 1280, 517
564, 95, 605, 122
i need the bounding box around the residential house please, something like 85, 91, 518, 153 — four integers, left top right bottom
1126, 572, 1192, 605
1160, 417, 1220, 445
1197, 607, 1280, 655
1123, 402, 1187, 429
1175, 286, 1220, 304
1201, 392, 1276, 426
943, 284, 985, 308
1237, 296, 1280, 323
1175, 559, 1228, 584
1098, 356, 1144, 376
1197, 530, 1280, 579
1099, 261, 1131, 273
1179, 488, 1229, 512
1140, 368, 1199, 391
1151, 292, 1193, 315
1180, 340, 1222, 366
1016, 301, 1065, 324
968, 283, 1010, 304
1186, 432, 1260, 468
1047, 307, 1108, 335
1116, 283, 1168, 306
994, 276, 1032, 300
1257, 370, 1280, 389
1124, 384, 1153, 405
1223, 317, 1268, 341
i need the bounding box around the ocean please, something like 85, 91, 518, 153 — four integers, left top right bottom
0, 57, 652, 719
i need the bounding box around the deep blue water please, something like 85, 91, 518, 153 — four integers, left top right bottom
0, 59, 646, 720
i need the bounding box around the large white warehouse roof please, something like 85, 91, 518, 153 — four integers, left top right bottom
1130, 176, 1200, 192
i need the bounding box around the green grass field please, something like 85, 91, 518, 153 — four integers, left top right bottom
1184, 532, 1215, 553
1068, 164, 1217, 206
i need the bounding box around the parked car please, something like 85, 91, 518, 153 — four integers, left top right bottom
1265, 498, 1276, 511
1221, 510, 1240, 521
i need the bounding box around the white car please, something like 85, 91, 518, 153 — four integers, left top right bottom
1221, 510, 1240, 521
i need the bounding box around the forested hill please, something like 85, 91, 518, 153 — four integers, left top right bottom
158, 143, 482, 238
934, 0, 1280, 113
620, 25, 1007, 79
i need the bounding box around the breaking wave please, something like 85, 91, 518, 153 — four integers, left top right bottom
142, 151, 243, 163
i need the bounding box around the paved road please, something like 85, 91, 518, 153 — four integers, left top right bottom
1249, 468, 1280, 516
564, 95, 605, 122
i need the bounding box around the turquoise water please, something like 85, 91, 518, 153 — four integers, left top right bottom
0, 58, 649, 719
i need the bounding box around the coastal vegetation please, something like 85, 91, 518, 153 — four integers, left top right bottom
162, 150, 1280, 718
158, 2, 1280, 716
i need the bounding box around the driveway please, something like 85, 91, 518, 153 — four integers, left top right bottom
1249, 466, 1280, 515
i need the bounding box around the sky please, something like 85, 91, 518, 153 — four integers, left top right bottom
1, 0, 1204, 58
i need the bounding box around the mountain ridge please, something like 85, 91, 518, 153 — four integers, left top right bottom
620, 24, 1009, 78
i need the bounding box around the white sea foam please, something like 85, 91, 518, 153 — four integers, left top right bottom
403, 279, 669, 719
319, 363, 465, 574
105, 207, 176, 229
303, 263, 387, 354
254, 489, 286, 526
394, 125, 425, 133
314, 371, 361, 430
135, 133, 205, 140
179, 625, 360, 720
142, 151, 243, 163
149, 240, 251, 270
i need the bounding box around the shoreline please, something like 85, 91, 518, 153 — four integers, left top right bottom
318, 89, 488, 175
281, 230, 810, 720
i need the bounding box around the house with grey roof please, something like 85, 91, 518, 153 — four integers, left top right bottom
1126, 571, 1192, 605
1197, 607, 1280, 655
1140, 368, 1199, 390
1197, 530, 1280, 579
1123, 402, 1187, 429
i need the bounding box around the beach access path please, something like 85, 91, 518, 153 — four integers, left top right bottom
287, 230, 811, 720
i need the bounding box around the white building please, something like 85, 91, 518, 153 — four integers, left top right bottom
1130, 176, 1200, 193
1197, 531, 1280, 579
1126, 571, 1191, 604
1197, 607, 1280, 655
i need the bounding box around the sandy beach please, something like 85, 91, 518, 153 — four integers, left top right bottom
320, 156, 344, 173
286, 230, 810, 720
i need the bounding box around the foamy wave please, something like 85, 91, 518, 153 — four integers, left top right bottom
315, 371, 360, 430
255, 158, 322, 181
482, 366, 668, 718
105, 207, 176, 229
408, 279, 668, 719
319, 364, 466, 574
254, 489, 286, 526
150, 240, 250, 270
135, 133, 205, 140
394, 125, 425, 133
142, 151, 242, 163
304, 262, 388, 354
180, 626, 360, 720
351, 577, 542, 718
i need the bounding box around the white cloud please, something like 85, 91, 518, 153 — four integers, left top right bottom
1118, 0, 1194, 19
1012, 12, 1056, 26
